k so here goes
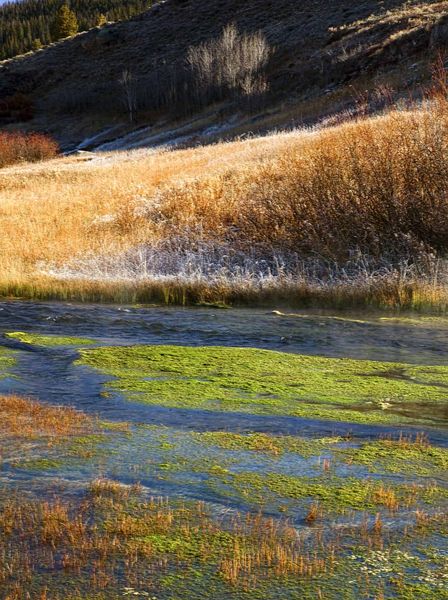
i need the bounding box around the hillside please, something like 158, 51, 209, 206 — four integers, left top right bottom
1, 0, 447, 150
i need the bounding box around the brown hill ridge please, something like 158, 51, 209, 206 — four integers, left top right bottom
0, 0, 447, 150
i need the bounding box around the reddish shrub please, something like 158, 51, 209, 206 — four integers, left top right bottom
0, 131, 59, 168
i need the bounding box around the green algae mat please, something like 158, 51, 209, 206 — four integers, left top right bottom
5, 331, 94, 347
78, 345, 448, 426
0, 346, 15, 377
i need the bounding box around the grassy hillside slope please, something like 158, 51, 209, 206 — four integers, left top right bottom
1, 0, 447, 148
0, 90, 447, 310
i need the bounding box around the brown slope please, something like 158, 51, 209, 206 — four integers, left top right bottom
0, 0, 447, 148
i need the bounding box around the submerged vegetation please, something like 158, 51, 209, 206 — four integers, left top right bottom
0, 346, 15, 377
193, 431, 345, 457
5, 331, 94, 346
219, 471, 448, 512
0, 391, 447, 599
78, 344, 448, 426
339, 435, 448, 477
0, 293, 447, 600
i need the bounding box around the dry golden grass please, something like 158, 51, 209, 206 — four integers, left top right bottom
1, 84, 448, 308
0, 132, 294, 278
0, 394, 95, 439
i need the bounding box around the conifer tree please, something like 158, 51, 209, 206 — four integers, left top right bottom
97, 13, 107, 27
52, 4, 79, 40
0, 0, 152, 59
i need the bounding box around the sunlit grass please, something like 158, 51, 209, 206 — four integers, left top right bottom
1, 85, 448, 309
0, 394, 96, 439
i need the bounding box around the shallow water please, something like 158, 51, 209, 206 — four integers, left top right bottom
2, 301, 448, 364
1, 302, 448, 437
0, 301, 447, 494
0, 302, 447, 598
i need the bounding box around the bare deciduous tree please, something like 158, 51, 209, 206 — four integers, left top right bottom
115, 25, 271, 122
186, 24, 271, 108
119, 68, 137, 123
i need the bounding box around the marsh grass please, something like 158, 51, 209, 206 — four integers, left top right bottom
0, 396, 447, 598
3, 271, 448, 312
340, 433, 448, 477
1, 479, 446, 599
0, 394, 96, 440
5, 331, 95, 347
0, 482, 335, 598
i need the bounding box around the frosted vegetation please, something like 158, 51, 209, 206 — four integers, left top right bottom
43, 237, 446, 294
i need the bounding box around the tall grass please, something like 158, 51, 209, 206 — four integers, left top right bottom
1, 88, 448, 309
154, 101, 448, 266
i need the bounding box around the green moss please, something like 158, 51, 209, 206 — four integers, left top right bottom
340, 440, 448, 476
99, 420, 129, 432
15, 458, 65, 471
395, 584, 448, 599
77, 345, 448, 425
137, 530, 236, 561
0, 346, 15, 376
194, 431, 343, 456
214, 471, 446, 511
207, 464, 231, 476
70, 434, 105, 446
67, 433, 108, 458
6, 331, 95, 347
158, 461, 184, 472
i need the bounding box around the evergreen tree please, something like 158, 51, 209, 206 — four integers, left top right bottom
31, 38, 43, 51
52, 4, 78, 40
0, 0, 153, 59
97, 13, 107, 27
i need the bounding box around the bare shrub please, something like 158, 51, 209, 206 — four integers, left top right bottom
46, 25, 271, 121
0, 131, 59, 168
234, 105, 448, 263
147, 94, 448, 271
